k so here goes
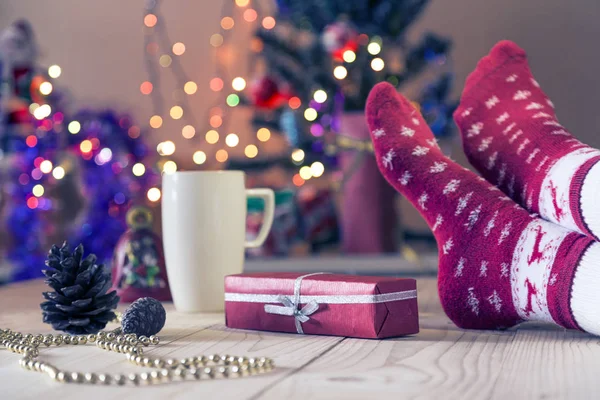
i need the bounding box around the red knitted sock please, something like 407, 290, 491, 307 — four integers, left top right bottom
454, 40, 600, 241
367, 82, 600, 334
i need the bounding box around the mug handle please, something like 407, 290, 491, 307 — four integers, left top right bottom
245, 188, 275, 248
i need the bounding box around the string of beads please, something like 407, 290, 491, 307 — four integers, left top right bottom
0, 328, 274, 385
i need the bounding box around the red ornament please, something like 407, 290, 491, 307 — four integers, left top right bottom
321, 21, 358, 61
249, 76, 289, 110
111, 206, 172, 302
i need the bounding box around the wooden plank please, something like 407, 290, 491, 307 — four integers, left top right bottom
0, 280, 343, 400
3, 278, 600, 399
255, 280, 600, 400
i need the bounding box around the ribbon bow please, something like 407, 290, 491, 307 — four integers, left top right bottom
263, 272, 328, 334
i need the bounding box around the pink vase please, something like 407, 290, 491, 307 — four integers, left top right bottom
339, 112, 398, 253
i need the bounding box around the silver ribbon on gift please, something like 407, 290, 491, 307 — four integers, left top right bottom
225, 272, 418, 335
263, 272, 328, 334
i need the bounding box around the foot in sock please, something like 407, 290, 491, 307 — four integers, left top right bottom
367, 82, 600, 334
454, 40, 600, 241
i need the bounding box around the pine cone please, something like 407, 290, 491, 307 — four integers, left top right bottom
40, 243, 120, 335
121, 297, 166, 337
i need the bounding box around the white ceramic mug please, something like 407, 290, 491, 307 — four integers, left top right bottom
162, 171, 275, 312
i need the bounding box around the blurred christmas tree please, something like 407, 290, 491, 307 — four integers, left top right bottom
0, 20, 160, 282
233, 0, 456, 176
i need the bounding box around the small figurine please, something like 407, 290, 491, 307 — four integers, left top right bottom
111, 206, 171, 302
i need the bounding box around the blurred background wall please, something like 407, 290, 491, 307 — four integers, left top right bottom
1, 0, 599, 152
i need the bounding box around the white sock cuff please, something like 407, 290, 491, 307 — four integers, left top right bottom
580, 161, 600, 238
571, 242, 600, 335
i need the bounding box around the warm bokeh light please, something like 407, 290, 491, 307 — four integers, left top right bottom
371, 58, 385, 71
33, 104, 51, 120
367, 42, 381, 55
225, 133, 240, 147
221, 17, 235, 30
184, 81, 197, 95
292, 174, 305, 187
39, 81, 53, 95
162, 160, 177, 174
172, 42, 186, 56
26, 135, 37, 147
144, 14, 157, 27
80, 140, 93, 153
182, 125, 196, 139
333, 66, 348, 79
299, 166, 312, 180
311, 161, 325, 177
343, 50, 356, 63
159, 55, 172, 67
291, 149, 305, 163
232, 77, 246, 91
132, 163, 146, 177
27, 197, 39, 209
257, 128, 271, 142
140, 81, 153, 95
210, 77, 224, 92
210, 34, 224, 47
149, 115, 163, 128
209, 115, 223, 128
235, 0, 250, 6
147, 187, 161, 202
243, 9, 257, 22
288, 96, 301, 109
52, 166, 65, 180
170, 105, 184, 120
215, 149, 229, 162
40, 160, 53, 174
32, 184, 44, 197
158, 140, 176, 156
193, 151, 207, 165
304, 108, 318, 122
206, 130, 220, 144
313, 90, 327, 103
244, 144, 258, 158
48, 65, 62, 79
262, 16, 276, 30
68, 121, 81, 135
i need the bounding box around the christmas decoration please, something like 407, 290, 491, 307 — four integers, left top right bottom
454, 40, 600, 241
112, 206, 171, 302
249, 76, 289, 110
0, 327, 274, 385
366, 81, 600, 334
225, 273, 418, 338
321, 21, 358, 61
40, 243, 119, 335
0, 19, 160, 283
121, 297, 166, 337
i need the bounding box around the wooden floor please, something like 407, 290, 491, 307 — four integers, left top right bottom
1, 278, 600, 400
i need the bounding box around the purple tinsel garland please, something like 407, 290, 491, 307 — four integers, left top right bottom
4, 108, 159, 281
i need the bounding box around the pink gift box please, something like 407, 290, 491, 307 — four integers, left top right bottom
225, 272, 419, 339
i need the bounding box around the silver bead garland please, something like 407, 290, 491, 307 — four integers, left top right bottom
0, 328, 274, 386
